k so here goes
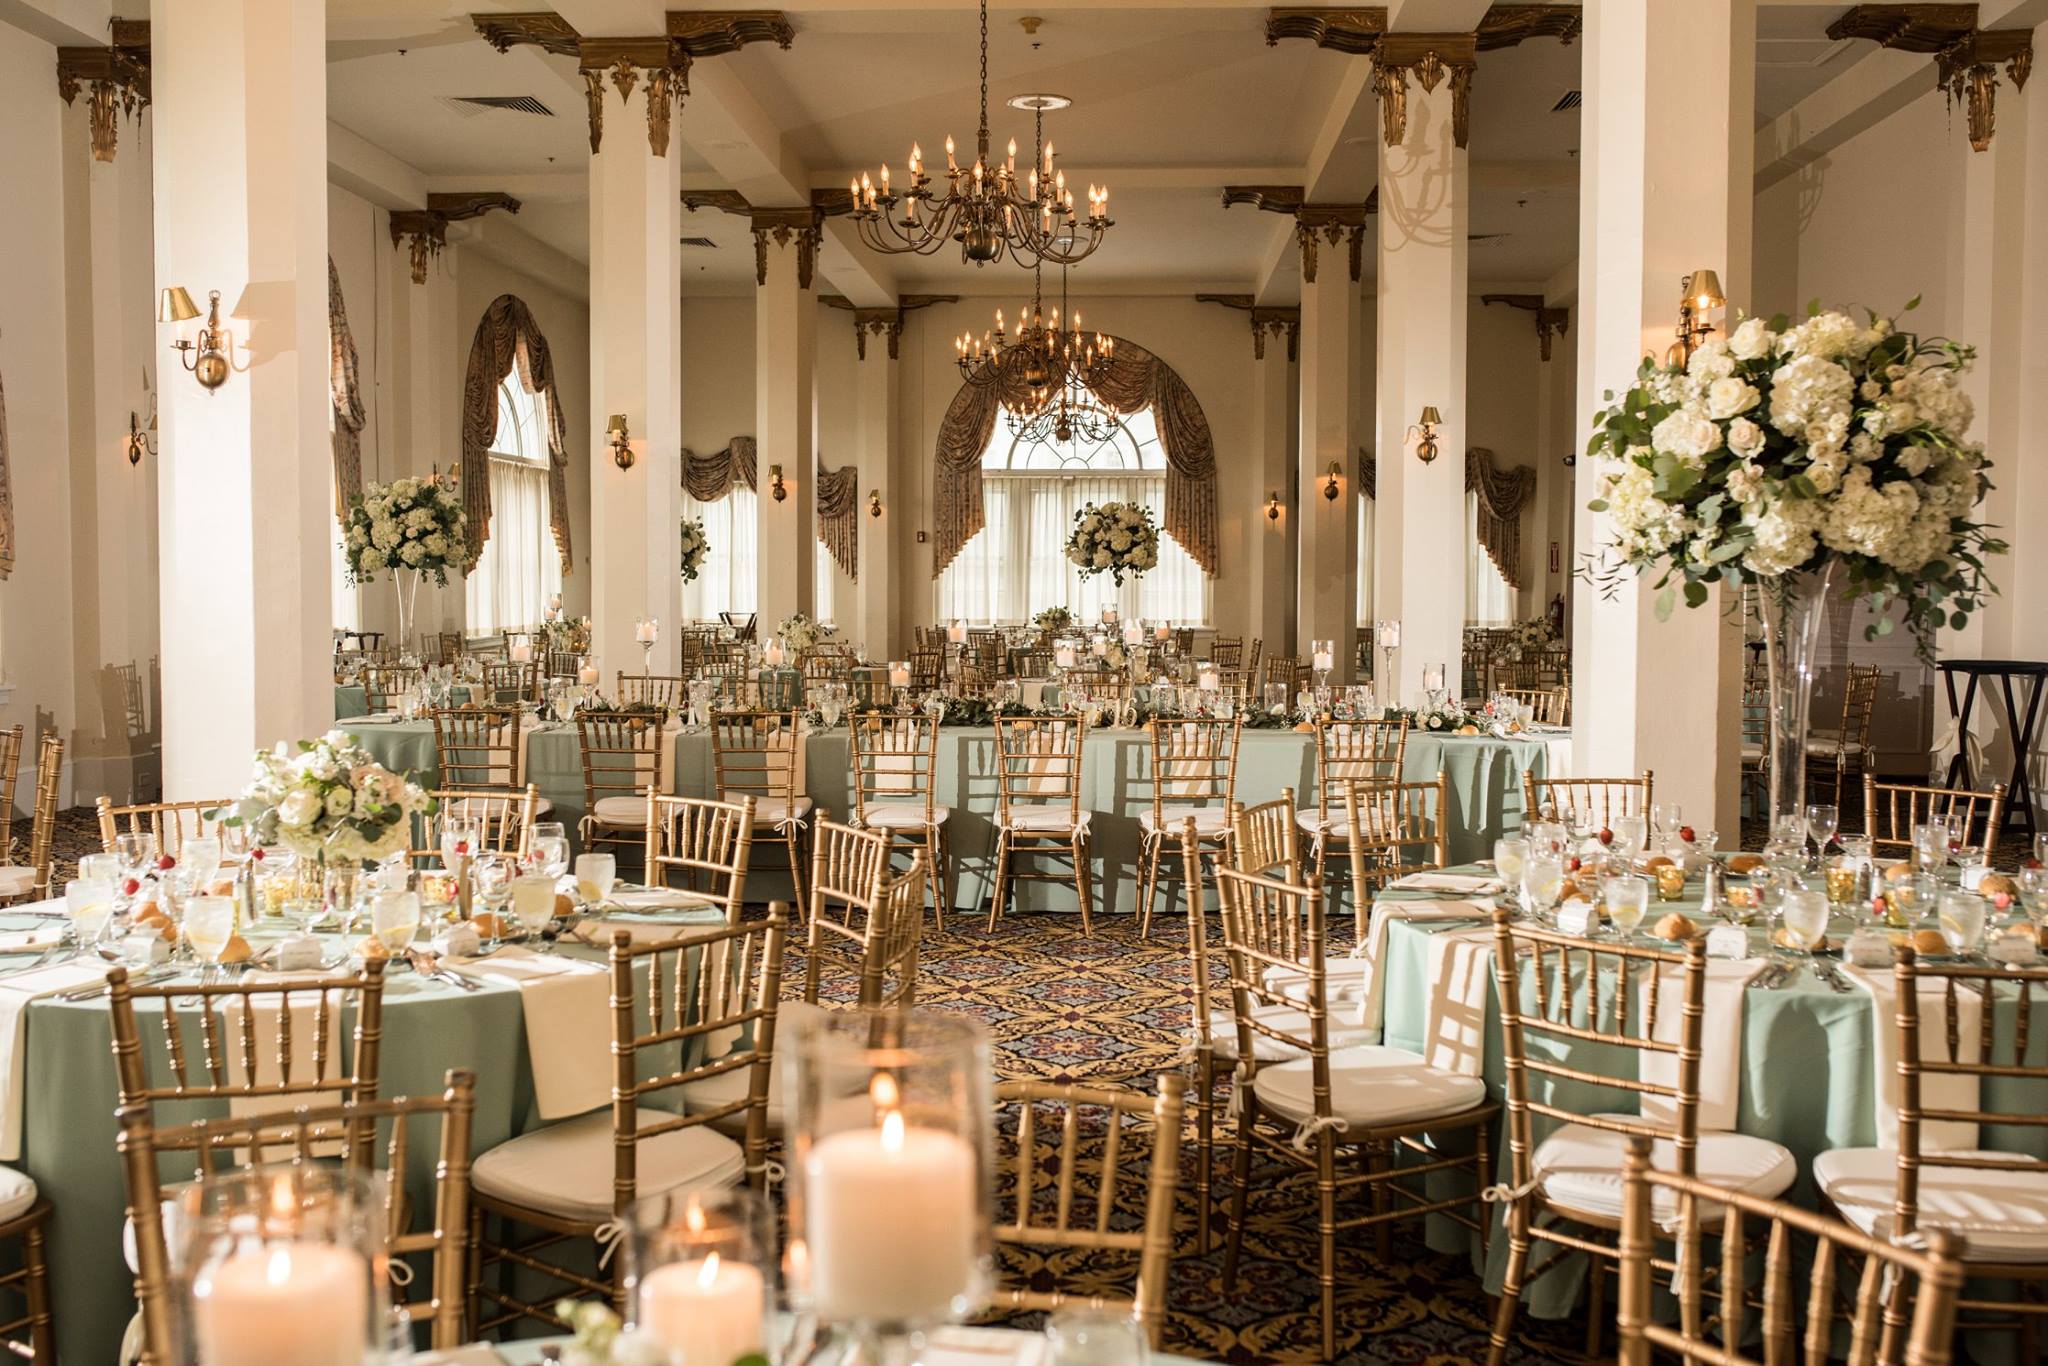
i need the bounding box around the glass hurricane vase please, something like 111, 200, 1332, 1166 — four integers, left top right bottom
394, 568, 422, 663
1757, 561, 1839, 846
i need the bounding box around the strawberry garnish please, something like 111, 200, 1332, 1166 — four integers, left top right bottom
1679, 825, 1696, 844
1598, 827, 1614, 846
454, 841, 469, 856
123, 878, 140, 896
156, 854, 176, 871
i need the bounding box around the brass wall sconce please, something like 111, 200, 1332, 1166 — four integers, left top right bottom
868, 488, 884, 518
1668, 267, 1724, 368
605, 414, 634, 470
1322, 463, 1342, 501
158, 286, 234, 391
1265, 490, 1281, 522
124, 409, 156, 467
769, 465, 788, 502
1409, 406, 1443, 464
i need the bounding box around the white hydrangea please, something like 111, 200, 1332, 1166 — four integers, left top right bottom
1650, 408, 1723, 463
1741, 498, 1825, 577
1767, 355, 1854, 439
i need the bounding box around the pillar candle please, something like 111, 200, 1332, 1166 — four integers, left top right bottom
888, 662, 912, 689
946, 620, 967, 645
1197, 666, 1220, 692
1091, 636, 1109, 659
763, 640, 786, 669
1054, 644, 1077, 670
1312, 643, 1334, 673
1153, 621, 1170, 641
804, 1112, 977, 1322
1121, 621, 1142, 646
578, 662, 600, 687
190, 1243, 368, 1366
509, 641, 533, 664
638, 1253, 766, 1366
636, 618, 659, 644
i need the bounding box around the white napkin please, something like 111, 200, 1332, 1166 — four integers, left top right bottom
920, 1327, 1046, 1366
1019, 679, 1052, 711
0, 961, 111, 1158
605, 887, 724, 914
1392, 872, 1506, 895
0, 928, 66, 954
1838, 961, 1983, 1149
1348, 898, 1498, 1033
1640, 958, 1768, 1132
441, 947, 611, 1119
1420, 927, 1499, 1076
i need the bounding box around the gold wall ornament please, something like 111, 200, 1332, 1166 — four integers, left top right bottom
1474, 4, 1582, 50
1193, 295, 1301, 362
1263, 7, 1389, 53
55, 20, 152, 163
472, 12, 581, 57
606, 414, 634, 470
1480, 293, 1570, 361
388, 193, 520, 285
750, 208, 823, 290
582, 70, 604, 154
1371, 35, 1478, 150
1826, 5, 2032, 151
159, 287, 235, 392
1294, 215, 1368, 285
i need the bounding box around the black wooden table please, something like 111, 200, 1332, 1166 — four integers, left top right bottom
1937, 658, 2047, 837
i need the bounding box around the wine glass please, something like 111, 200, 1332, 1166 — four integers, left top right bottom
183, 896, 237, 982
1780, 889, 1831, 978
1912, 821, 1948, 874
1942, 808, 1970, 865
510, 874, 558, 944
368, 891, 422, 957
440, 815, 481, 874
1804, 804, 1839, 855
1937, 891, 1987, 961
1604, 874, 1650, 944
2019, 867, 2048, 927
529, 822, 570, 880
574, 853, 617, 911
114, 833, 153, 898
1651, 802, 1683, 845
471, 855, 514, 947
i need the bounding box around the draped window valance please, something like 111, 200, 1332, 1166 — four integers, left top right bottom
930, 335, 1219, 577
461, 295, 573, 573
681, 436, 758, 502
816, 462, 860, 581
328, 257, 366, 526
1357, 445, 1537, 589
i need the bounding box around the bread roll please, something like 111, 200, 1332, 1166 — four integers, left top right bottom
470, 912, 511, 940
1645, 855, 1676, 872
1913, 928, 1947, 956
553, 892, 575, 919
357, 937, 391, 962
132, 905, 174, 935
218, 934, 253, 964
1978, 872, 2018, 900
1726, 853, 1763, 875
1654, 912, 1698, 941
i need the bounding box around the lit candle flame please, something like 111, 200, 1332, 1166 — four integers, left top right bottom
881, 1108, 905, 1153
697, 1251, 723, 1288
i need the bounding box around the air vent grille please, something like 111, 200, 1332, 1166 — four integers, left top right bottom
680, 236, 718, 249
1551, 89, 1582, 111
437, 95, 556, 119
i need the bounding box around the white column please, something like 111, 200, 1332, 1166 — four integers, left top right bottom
151, 0, 331, 798
754, 215, 818, 629
1296, 222, 1362, 681
853, 313, 898, 657
1248, 317, 1296, 661
1571, 0, 1754, 830
587, 114, 683, 676
1373, 61, 1470, 704
397, 249, 462, 638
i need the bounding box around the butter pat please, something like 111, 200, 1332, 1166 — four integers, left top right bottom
122, 928, 171, 966
1992, 929, 2041, 966
1845, 927, 1893, 969
1705, 925, 1750, 961
1555, 899, 1597, 938
435, 924, 482, 959
274, 934, 326, 971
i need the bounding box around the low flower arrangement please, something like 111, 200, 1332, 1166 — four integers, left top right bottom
540, 615, 592, 656
679, 516, 709, 583
776, 613, 825, 655
342, 474, 472, 586
223, 732, 433, 865
1065, 501, 1160, 587
1030, 605, 1074, 635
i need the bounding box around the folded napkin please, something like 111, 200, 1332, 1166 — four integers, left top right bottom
1838, 961, 1983, 1149
1641, 957, 1769, 1132
0, 961, 112, 1158
441, 947, 611, 1119
920, 1327, 1046, 1366
0, 928, 66, 954
1419, 927, 1498, 1076
606, 887, 725, 914
1393, 872, 1507, 895
1348, 898, 1498, 1033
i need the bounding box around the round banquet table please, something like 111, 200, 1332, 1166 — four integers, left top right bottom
1367, 867, 2048, 1322
4, 903, 724, 1366
339, 719, 1566, 915
484, 1323, 1206, 1365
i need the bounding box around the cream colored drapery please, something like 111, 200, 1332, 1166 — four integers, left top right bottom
1356, 446, 1536, 589
0, 371, 12, 579
328, 257, 366, 527
461, 295, 573, 572
929, 335, 1220, 578
681, 436, 758, 502
815, 462, 860, 581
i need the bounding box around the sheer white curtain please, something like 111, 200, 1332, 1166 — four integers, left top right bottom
465, 380, 562, 633
331, 480, 359, 631
1465, 492, 1515, 624
814, 542, 837, 625
681, 484, 758, 619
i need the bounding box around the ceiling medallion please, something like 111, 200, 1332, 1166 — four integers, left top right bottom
848, 0, 1112, 268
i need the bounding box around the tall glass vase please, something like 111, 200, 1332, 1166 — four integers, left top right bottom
1757, 561, 1838, 845
394, 568, 421, 663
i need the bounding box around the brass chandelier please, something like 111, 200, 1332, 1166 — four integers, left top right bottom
955, 257, 1115, 416
848, 0, 1113, 267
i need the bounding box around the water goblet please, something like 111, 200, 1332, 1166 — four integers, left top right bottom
64, 879, 115, 956
1780, 889, 1831, 978
574, 853, 618, 911
1937, 891, 1988, 960
529, 822, 570, 880
1044, 1307, 1148, 1366
1604, 874, 1650, 944
1804, 804, 1839, 855
510, 874, 558, 945
183, 836, 224, 890
182, 895, 237, 983
1609, 815, 1646, 865
368, 890, 422, 958
1912, 822, 1948, 874
1493, 837, 1528, 886
1520, 854, 1564, 925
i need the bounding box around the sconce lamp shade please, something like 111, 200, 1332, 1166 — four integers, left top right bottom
1418, 405, 1442, 427
158, 286, 201, 324
605, 414, 629, 437
1686, 269, 1724, 310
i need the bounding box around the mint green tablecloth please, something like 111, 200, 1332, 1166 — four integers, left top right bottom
340, 722, 1558, 918
335, 684, 368, 718
13, 907, 722, 1365
1369, 870, 2048, 1322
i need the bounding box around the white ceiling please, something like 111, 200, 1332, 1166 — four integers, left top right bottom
323, 1, 1865, 294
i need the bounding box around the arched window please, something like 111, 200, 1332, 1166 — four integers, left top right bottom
465, 370, 563, 631
935, 407, 1211, 624
680, 483, 758, 620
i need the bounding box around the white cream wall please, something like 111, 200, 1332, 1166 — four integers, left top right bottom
1465, 296, 1545, 619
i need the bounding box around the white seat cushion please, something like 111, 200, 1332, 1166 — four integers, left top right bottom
0, 868, 36, 899
1003, 808, 1092, 833
1139, 805, 1232, 836
675, 1001, 826, 1135
471, 1110, 745, 1223
1813, 1147, 2048, 1263
1534, 1119, 1796, 1227
860, 803, 951, 830
1208, 1005, 1377, 1062
1805, 736, 1866, 757
1254, 1045, 1489, 1129
0, 1166, 37, 1223
1294, 812, 1354, 840
735, 795, 814, 828
1266, 959, 1371, 1009
591, 796, 650, 825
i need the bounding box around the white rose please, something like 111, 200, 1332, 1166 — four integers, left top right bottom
1705, 378, 1760, 421
1650, 408, 1723, 463
1728, 317, 1773, 361
278, 788, 322, 827
325, 786, 354, 817
1727, 417, 1766, 460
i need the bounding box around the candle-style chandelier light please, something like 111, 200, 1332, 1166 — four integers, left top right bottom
956, 254, 1117, 445
847, 0, 1113, 268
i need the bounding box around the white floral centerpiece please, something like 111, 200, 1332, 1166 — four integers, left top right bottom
679, 516, 709, 583
1411, 699, 1472, 734
1585, 299, 2003, 830
1031, 605, 1074, 635
1065, 501, 1160, 587
343, 473, 474, 655
777, 613, 824, 655
223, 731, 433, 866
1510, 617, 1557, 652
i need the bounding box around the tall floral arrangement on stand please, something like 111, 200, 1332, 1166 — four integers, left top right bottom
1584, 300, 2002, 834
679, 516, 708, 583
777, 613, 824, 655
1065, 501, 1159, 587
343, 473, 473, 657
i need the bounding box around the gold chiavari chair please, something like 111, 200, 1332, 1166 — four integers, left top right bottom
849, 665, 892, 711
1012, 647, 1055, 679
0, 736, 62, 906
849, 713, 952, 930
1808, 663, 1882, 806
1501, 685, 1570, 727
1341, 772, 1450, 937
1864, 777, 2005, 860
640, 792, 756, 925
1810, 946, 2048, 1356
417, 786, 538, 861
615, 672, 685, 714
1136, 717, 1241, 939
1488, 657, 1543, 693
989, 715, 1094, 934
717, 610, 757, 641
422, 630, 465, 665
1210, 635, 1244, 669
431, 706, 541, 806
802, 817, 891, 1006
1260, 654, 1309, 697
712, 709, 813, 911
1618, 1135, 1963, 1366
468, 914, 785, 1332
481, 658, 540, 706
95, 794, 232, 860
1523, 769, 1655, 829
1217, 866, 1496, 1360
797, 651, 845, 693
577, 710, 667, 864
0, 1167, 51, 1358
364, 662, 424, 713
0, 725, 21, 865
543, 649, 581, 682
910, 646, 946, 692
1484, 907, 1797, 1364
119, 1072, 476, 1359
1229, 788, 1300, 881
989, 1075, 1186, 1350
1244, 638, 1264, 687
1298, 717, 1409, 888
1741, 683, 1771, 814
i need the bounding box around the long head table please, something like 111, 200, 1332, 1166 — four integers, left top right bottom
338, 719, 1567, 917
